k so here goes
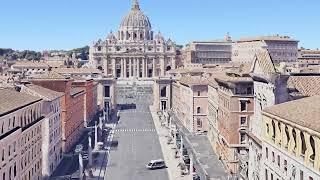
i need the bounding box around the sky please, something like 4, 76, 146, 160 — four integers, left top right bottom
0, 0, 319, 51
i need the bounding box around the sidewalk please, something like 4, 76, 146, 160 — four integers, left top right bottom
168, 110, 229, 180
150, 106, 190, 180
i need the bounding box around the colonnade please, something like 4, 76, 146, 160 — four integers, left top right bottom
264, 116, 320, 170
104, 56, 171, 78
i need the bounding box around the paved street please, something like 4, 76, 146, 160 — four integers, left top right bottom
105, 103, 169, 180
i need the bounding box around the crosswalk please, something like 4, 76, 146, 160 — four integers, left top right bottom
114, 129, 156, 132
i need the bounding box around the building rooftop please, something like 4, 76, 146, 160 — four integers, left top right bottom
179, 76, 209, 86
263, 96, 320, 133
250, 50, 277, 83
237, 35, 298, 42
24, 84, 64, 101
70, 87, 85, 97
287, 75, 320, 97
53, 68, 101, 74
12, 61, 50, 68
33, 71, 71, 80
0, 88, 42, 116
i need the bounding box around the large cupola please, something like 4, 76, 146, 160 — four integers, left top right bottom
118, 0, 153, 41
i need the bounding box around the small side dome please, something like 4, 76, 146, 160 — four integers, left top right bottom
107, 31, 117, 41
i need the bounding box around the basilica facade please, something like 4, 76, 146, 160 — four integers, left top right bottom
89, 0, 177, 79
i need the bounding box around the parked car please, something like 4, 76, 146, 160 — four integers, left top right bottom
74, 144, 83, 153
193, 173, 200, 180
146, 159, 166, 170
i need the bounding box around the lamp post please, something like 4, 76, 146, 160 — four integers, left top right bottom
88, 133, 93, 167
79, 153, 83, 180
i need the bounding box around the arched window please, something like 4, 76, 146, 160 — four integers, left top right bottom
197, 107, 201, 114
8, 118, 11, 130
14, 163, 17, 177
13, 117, 15, 128
1, 122, 4, 134
301, 132, 306, 156
271, 120, 276, 140
9, 167, 12, 180
310, 136, 315, 161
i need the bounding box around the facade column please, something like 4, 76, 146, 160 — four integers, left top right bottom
124, 58, 127, 78
275, 121, 281, 145
137, 58, 140, 78
295, 129, 302, 157
103, 58, 108, 76
142, 58, 146, 78
160, 56, 165, 77
133, 58, 137, 77
129, 58, 132, 78
171, 57, 176, 69
145, 58, 149, 78
152, 58, 156, 77
281, 123, 288, 149
314, 137, 320, 170
304, 133, 313, 165
287, 126, 295, 154
121, 58, 124, 78
112, 58, 116, 78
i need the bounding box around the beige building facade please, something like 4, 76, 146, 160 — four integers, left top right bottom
262, 96, 320, 180
0, 88, 43, 180
172, 76, 209, 133
232, 35, 299, 64
21, 84, 64, 178
183, 36, 232, 65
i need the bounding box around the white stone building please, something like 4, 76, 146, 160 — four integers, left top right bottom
262, 96, 320, 180
183, 35, 232, 65
89, 0, 177, 78
232, 35, 299, 64
21, 84, 64, 178
0, 88, 43, 180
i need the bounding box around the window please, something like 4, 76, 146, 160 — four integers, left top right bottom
197, 118, 202, 128
272, 151, 275, 162
197, 107, 201, 114
104, 86, 110, 97
300, 170, 304, 180
240, 117, 247, 126
284, 160, 287, 172
271, 173, 274, 180
160, 87, 166, 97
240, 100, 247, 111
14, 163, 17, 177
309, 177, 313, 180
266, 147, 269, 159
277, 155, 280, 167
247, 87, 252, 94
265, 169, 268, 180
197, 91, 201, 96
240, 133, 246, 143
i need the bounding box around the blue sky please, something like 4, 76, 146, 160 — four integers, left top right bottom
0, 0, 319, 51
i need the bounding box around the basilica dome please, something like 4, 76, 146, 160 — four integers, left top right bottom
120, 0, 152, 29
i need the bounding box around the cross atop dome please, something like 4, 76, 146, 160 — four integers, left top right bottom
132, 0, 140, 10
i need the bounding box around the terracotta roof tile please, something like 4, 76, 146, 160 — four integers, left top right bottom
24, 84, 64, 101
287, 76, 320, 97
263, 96, 320, 133
179, 76, 209, 86
0, 88, 42, 116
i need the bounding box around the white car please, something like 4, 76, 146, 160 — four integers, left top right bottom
146, 159, 166, 170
